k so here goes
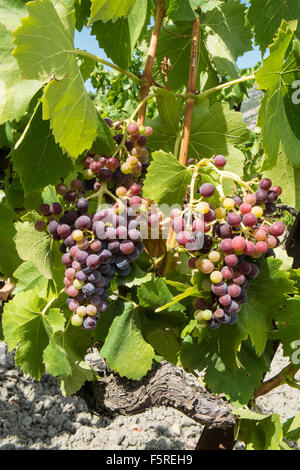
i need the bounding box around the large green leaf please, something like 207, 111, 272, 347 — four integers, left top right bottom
2, 290, 65, 379
264, 145, 300, 211
13, 260, 49, 297
12, 103, 74, 195
256, 20, 300, 168
0, 203, 22, 277
100, 303, 155, 380
273, 296, 300, 364
188, 100, 249, 166
202, 0, 252, 78
89, 0, 137, 24
143, 151, 193, 207
137, 276, 185, 312
14, 211, 54, 280
235, 408, 283, 450
91, 0, 148, 69
247, 0, 300, 55
12, 0, 98, 158
0, 2, 40, 124
238, 258, 294, 356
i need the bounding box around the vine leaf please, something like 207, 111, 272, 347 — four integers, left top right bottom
12, 103, 74, 195
143, 151, 192, 208
0, 3, 40, 124
282, 414, 300, 442
237, 258, 294, 356
100, 303, 155, 380
137, 276, 185, 312
272, 296, 300, 364
0, 203, 22, 277
91, 0, 148, 70
89, 0, 137, 25
13, 260, 49, 298
2, 290, 65, 379
12, 0, 98, 158
14, 211, 54, 280
45, 327, 94, 395
234, 408, 283, 450
256, 20, 300, 169
264, 145, 300, 211
247, 0, 300, 55
202, 0, 252, 78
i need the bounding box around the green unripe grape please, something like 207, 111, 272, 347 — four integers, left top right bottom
210, 271, 223, 284
194, 310, 203, 321
139, 125, 146, 135
251, 206, 264, 218
76, 306, 87, 317
83, 168, 95, 180
73, 279, 84, 290
121, 162, 132, 174
196, 202, 210, 214
222, 198, 235, 210
72, 229, 84, 242
208, 251, 221, 263
127, 156, 139, 168
201, 309, 213, 321
71, 314, 83, 326
215, 207, 226, 219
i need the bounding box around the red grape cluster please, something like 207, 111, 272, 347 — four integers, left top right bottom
34, 119, 152, 330
172, 155, 286, 329
82, 119, 152, 188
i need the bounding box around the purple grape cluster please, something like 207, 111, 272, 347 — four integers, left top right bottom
174, 158, 287, 329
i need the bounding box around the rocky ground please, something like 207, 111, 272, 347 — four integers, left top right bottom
0, 341, 299, 450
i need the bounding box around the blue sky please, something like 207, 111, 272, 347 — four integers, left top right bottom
74, 0, 263, 91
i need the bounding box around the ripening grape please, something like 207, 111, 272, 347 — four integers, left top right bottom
208, 251, 221, 263
200, 183, 215, 198
255, 241, 268, 253
270, 221, 285, 237
196, 202, 210, 214
213, 155, 226, 167
254, 228, 267, 241
71, 314, 83, 327
240, 203, 252, 214
222, 198, 235, 210
259, 178, 272, 191
219, 294, 232, 306
232, 236, 246, 252
225, 254, 239, 267
243, 193, 256, 206
255, 189, 268, 204
226, 213, 242, 228
210, 271, 223, 284
228, 284, 241, 298
215, 207, 226, 219
221, 266, 233, 280
243, 213, 257, 227
251, 206, 264, 218
211, 282, 227, 296
201, 310, 213, 321
197, 259, 215, 274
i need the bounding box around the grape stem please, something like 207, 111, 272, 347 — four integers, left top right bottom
205, 161, 254, 193
41, 288, 65, 316
194, 74, 255, 101
74, 49, 144, 86
130, 93, 156, 122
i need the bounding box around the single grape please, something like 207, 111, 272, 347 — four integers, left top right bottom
219, 294, 232, 307
270, 221, 285, 237
50, 202, 62, 215
251, 206, 264, 218
225, 301, 241, 315
237, 261, 251, 275
71, 314, 83, 327
77, 198, 89, 212
243, 193, 256, 206
255, 189, 268, 204
247, 263, 260, 280
76, 270, 88, 282
272, 186, 282, 196
226, 213, 242, 228
211, 282, 227, 296
57, 224, 71, 239
256, 241, 268, 253
74, 250, 89, 264
215, 207, 226, 219
197, 259, 214, 274
200, 183, 215, 198
216, 223, 232, 239
225, 254, 239, 267
75, 215, 91, 230
62, 253, 73, 266
240, 203, 252, 214
221, 266, 233, 280
34, 220, 47, 232
223, 198, 235, 210
220, 238, 233, 253
210, 271, 223, 284
83, 317, 97, 330
213, 155, 226, 167
232, 272, 246, 285
254, 228, 267, 241
208, 251, 221, 263
259, 178, 272, 191
39, 204, 51, 216
243, 213, 257, 228
228, 284, 241, 298
232, 236, 246, 252
99, 249, 113, 263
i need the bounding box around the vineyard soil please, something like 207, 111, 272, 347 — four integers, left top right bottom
0, 341, 299, 450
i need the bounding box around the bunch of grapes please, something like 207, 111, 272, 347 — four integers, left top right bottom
35, 119, 152, 330
81, 118, 152, 189
172, 155, 286, 329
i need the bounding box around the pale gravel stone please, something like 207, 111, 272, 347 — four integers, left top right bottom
0, 341, 299, 450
